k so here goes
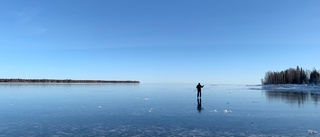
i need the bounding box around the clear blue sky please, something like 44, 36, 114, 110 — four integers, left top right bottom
1, 0, 319, 84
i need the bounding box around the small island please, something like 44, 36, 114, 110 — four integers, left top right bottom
262, 66, 319, 85
0, 78, 140, 84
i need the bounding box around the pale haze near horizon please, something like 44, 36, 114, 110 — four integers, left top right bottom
0, 0, 319, 84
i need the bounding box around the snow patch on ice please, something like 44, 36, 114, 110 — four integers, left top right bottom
307, 129, 317, 134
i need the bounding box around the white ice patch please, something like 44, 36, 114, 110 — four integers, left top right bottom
223, 110, 232, 113
308, 130, 317, 134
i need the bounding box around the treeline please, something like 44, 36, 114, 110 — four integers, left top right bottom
0, 79, 140, 83
262, 66, 320, 85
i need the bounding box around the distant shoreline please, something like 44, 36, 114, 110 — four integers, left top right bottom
0, 79, 140, 84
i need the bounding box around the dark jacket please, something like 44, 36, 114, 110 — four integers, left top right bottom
196, 84, 204, 92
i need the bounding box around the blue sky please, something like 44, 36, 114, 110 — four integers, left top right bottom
0, 0, 319, 84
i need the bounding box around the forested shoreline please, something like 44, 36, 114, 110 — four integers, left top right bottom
0, 78, 140, 84
262, 66, 320, 85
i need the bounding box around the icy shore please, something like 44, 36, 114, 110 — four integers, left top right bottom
249, 84, 320, 92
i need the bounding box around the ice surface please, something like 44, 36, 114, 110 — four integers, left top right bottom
0, 84, 320, 136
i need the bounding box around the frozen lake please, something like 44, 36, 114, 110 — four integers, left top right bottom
0, 83, 319, 136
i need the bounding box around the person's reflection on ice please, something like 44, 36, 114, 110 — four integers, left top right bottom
197, 98, 204, 113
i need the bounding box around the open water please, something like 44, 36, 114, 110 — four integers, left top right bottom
0, 84, 319, 136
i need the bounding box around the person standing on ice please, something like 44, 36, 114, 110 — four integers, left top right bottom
196, 83, 204, 98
